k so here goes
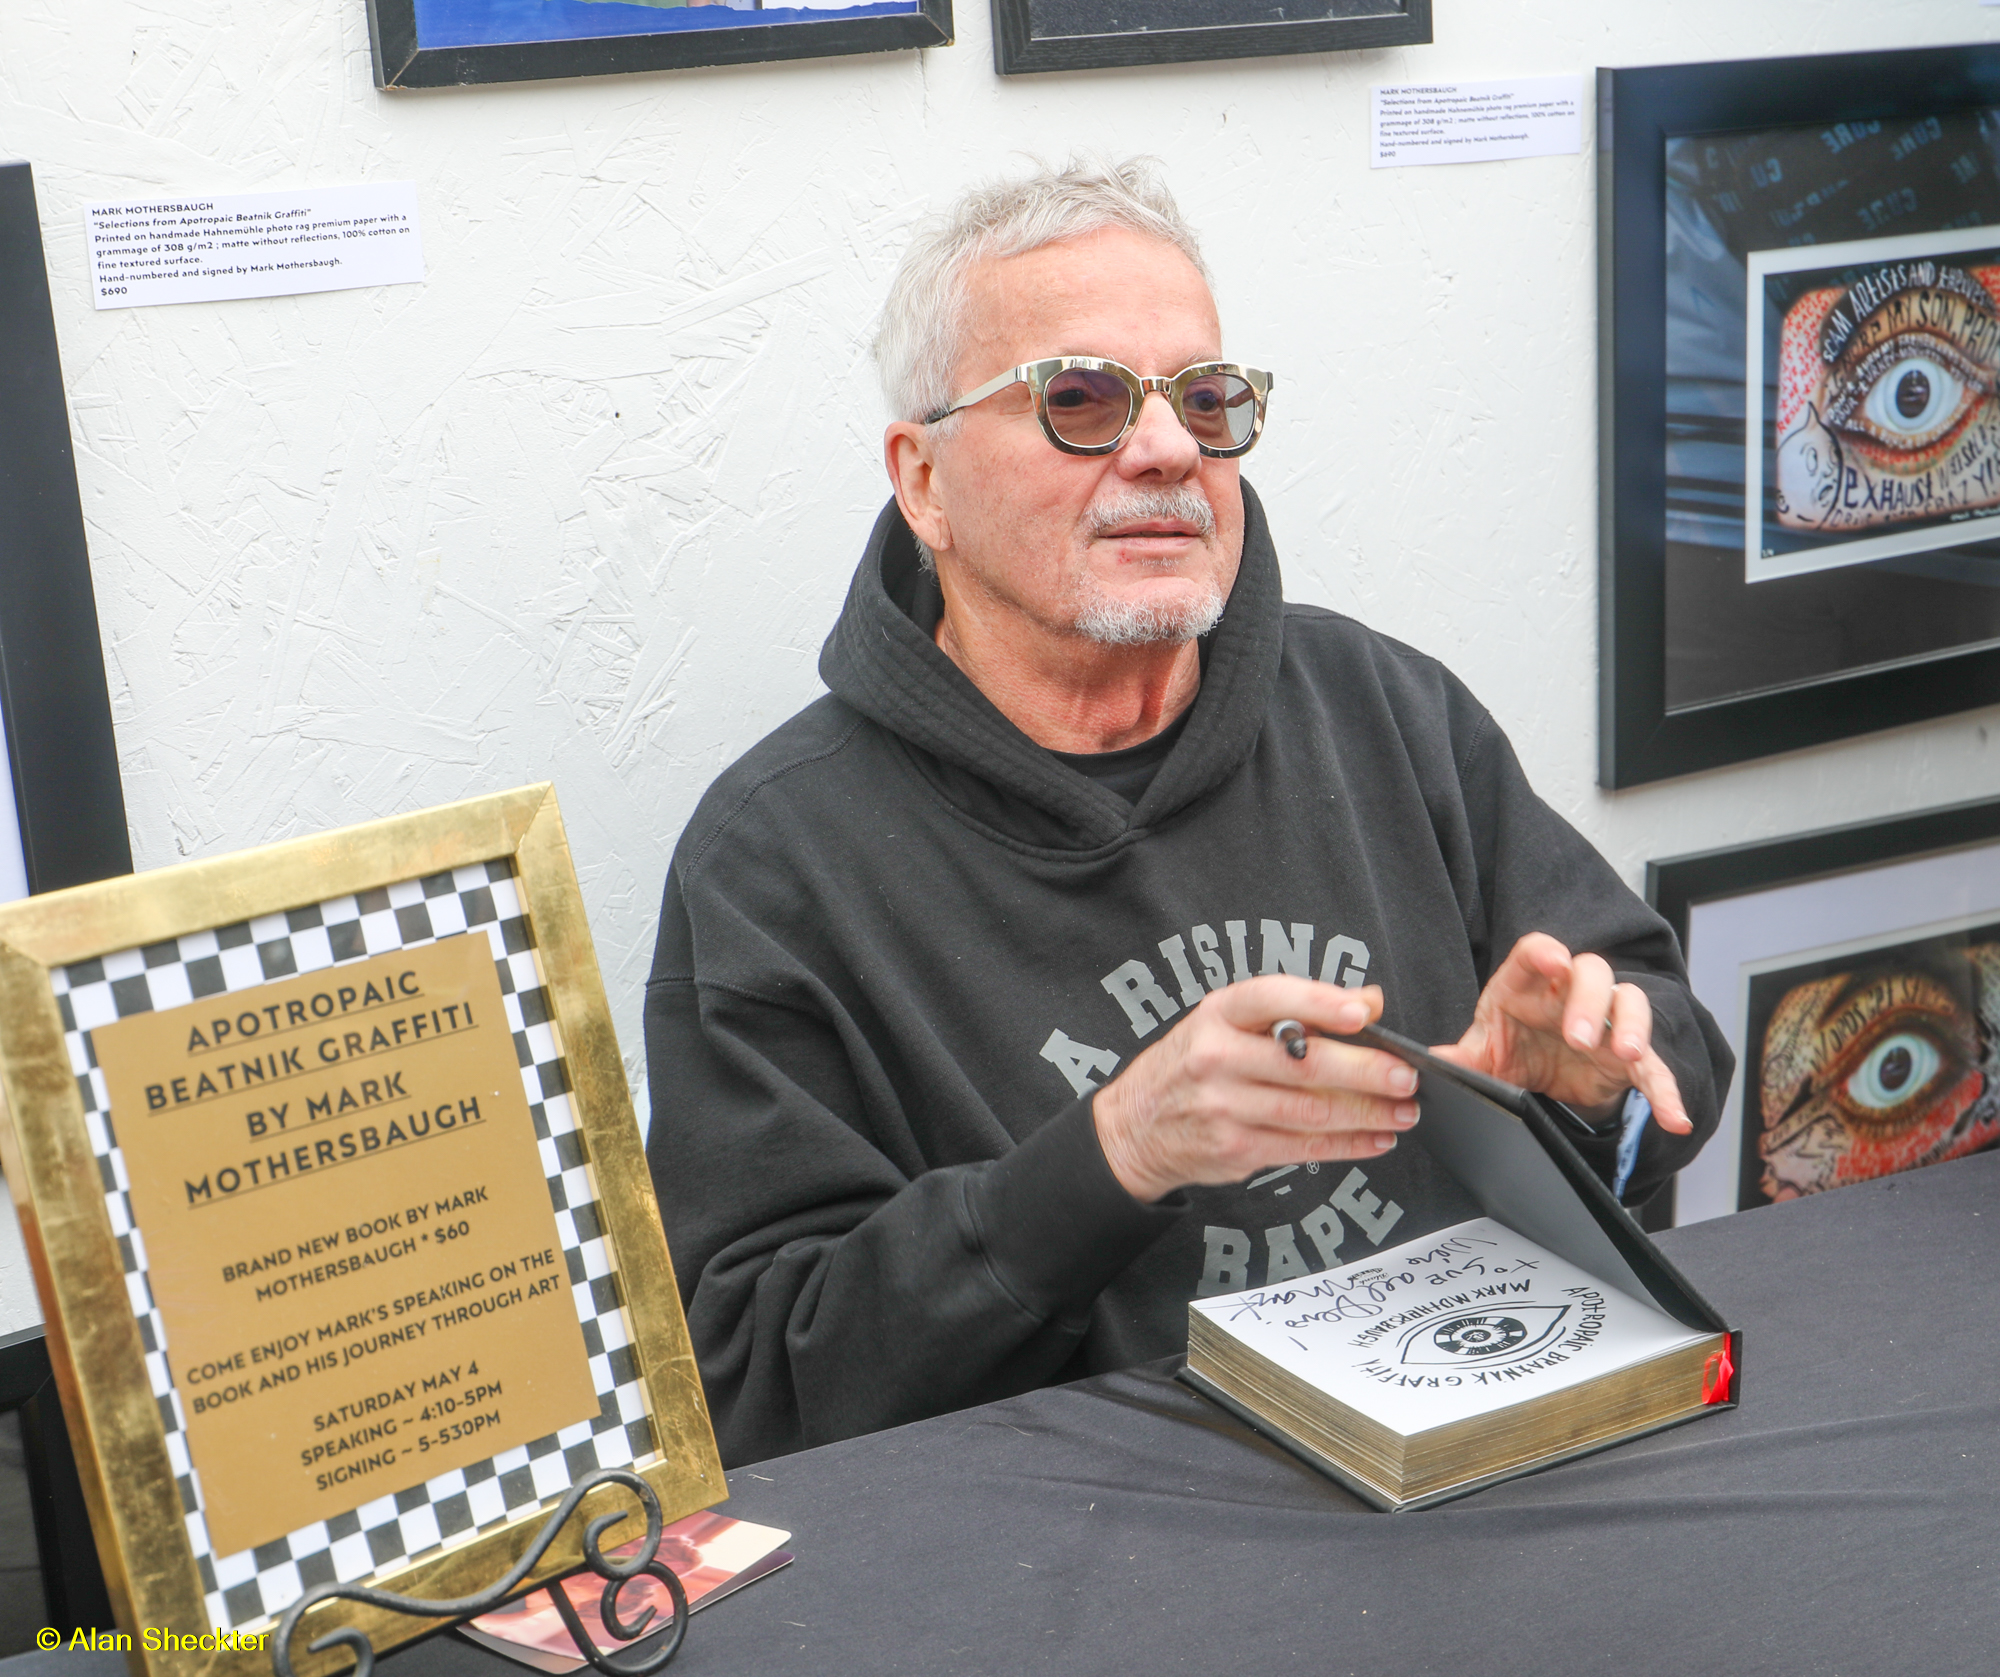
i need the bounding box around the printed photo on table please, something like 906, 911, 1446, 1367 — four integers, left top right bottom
462, 1510, 792, 1672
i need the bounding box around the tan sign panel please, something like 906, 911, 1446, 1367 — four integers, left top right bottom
99, 933, 599, 1557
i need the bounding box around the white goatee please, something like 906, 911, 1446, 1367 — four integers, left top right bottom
1072, 486, 1225, 646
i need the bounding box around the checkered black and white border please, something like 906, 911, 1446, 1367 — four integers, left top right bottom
55, 859, 658, 1631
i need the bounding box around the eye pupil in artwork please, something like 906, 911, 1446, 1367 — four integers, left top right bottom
1433, 1314, 1530, 1357
1843, 1030, 1942, 1111
1878, 1043, 1913, 1091
1895, 368, 1932, 420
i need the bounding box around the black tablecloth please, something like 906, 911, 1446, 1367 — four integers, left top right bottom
17, 1151, 2000, 1675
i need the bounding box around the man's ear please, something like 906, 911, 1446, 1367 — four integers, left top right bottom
884, 422, 952, 556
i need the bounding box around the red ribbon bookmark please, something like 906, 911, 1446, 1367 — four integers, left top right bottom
1701, 1337, 1735, 1405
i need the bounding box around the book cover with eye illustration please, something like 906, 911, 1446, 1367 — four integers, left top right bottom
1181, 1027, 1738, 1511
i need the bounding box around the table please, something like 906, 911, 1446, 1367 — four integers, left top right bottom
0, 1326, 116, 1633
15, 1149, 2000, 1675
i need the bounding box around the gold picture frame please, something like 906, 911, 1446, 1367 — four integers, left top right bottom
0, 784, 722, 1676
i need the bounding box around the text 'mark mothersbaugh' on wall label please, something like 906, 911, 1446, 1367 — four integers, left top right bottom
83, 181, 423, 311
97, 933, 598, 1557
1371, 77, 1585, 170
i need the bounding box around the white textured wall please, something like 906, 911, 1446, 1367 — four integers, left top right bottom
3, 0, 1998, 1154
0, 1194, 36, 1337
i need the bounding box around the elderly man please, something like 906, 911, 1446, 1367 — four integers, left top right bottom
644, 159, 1730, 1468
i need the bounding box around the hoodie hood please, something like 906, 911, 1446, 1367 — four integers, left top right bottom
817, 482, 1286, 849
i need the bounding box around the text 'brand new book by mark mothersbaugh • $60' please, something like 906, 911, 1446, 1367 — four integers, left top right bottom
1182, 1028, 1740, 1511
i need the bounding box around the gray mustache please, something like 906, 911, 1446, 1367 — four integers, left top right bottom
1088, 486, 1216, 541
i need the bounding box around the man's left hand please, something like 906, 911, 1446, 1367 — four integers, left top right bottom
1429, 933, 1693, 1136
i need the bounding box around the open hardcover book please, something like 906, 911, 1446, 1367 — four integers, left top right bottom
1182, 1028, 1739, 1511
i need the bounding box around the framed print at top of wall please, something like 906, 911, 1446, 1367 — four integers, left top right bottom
367, 0, 949, 88
1647, 796, 2000, 1227
989, 0, 1424, 75
1599, 45, 2000, 788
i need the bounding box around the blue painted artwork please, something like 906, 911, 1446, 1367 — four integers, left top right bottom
415, 0, 917, 46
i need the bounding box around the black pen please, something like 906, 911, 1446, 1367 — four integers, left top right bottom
1271, 1019, 1309, 1060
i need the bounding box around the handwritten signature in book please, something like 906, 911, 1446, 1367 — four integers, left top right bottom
1217, 1233, 1504, 1325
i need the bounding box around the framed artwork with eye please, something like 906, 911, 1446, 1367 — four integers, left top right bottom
1646, 794, 2000, 1226
1599, 45, 2000, 787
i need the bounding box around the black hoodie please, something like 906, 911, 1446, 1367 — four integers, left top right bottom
644, 488, 1731, 1468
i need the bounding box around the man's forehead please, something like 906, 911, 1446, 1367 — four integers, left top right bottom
962, 229, 1222, 357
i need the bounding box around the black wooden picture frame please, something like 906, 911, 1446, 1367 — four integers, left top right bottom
1648, 796, 2000, 950
1598, 45, 2000, 789
366, 0, 951, 89
1645, 793, 2000, 1228
990, 0, 1425, 76
1, 156, 132, 1633
0, 162, 131, 895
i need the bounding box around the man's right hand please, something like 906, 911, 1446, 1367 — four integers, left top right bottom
1090, 977, 1420, 1204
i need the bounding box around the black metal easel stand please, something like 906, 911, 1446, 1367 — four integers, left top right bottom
273, 1468, 690, 1677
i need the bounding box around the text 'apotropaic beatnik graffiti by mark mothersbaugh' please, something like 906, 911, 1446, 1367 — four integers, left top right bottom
97, 933, 598, 1557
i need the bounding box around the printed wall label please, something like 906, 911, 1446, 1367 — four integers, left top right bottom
1371, 77, 1584, 169
83, 182, 423, 311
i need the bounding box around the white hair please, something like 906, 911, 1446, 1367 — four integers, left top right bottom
873, 156, 1212, 432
